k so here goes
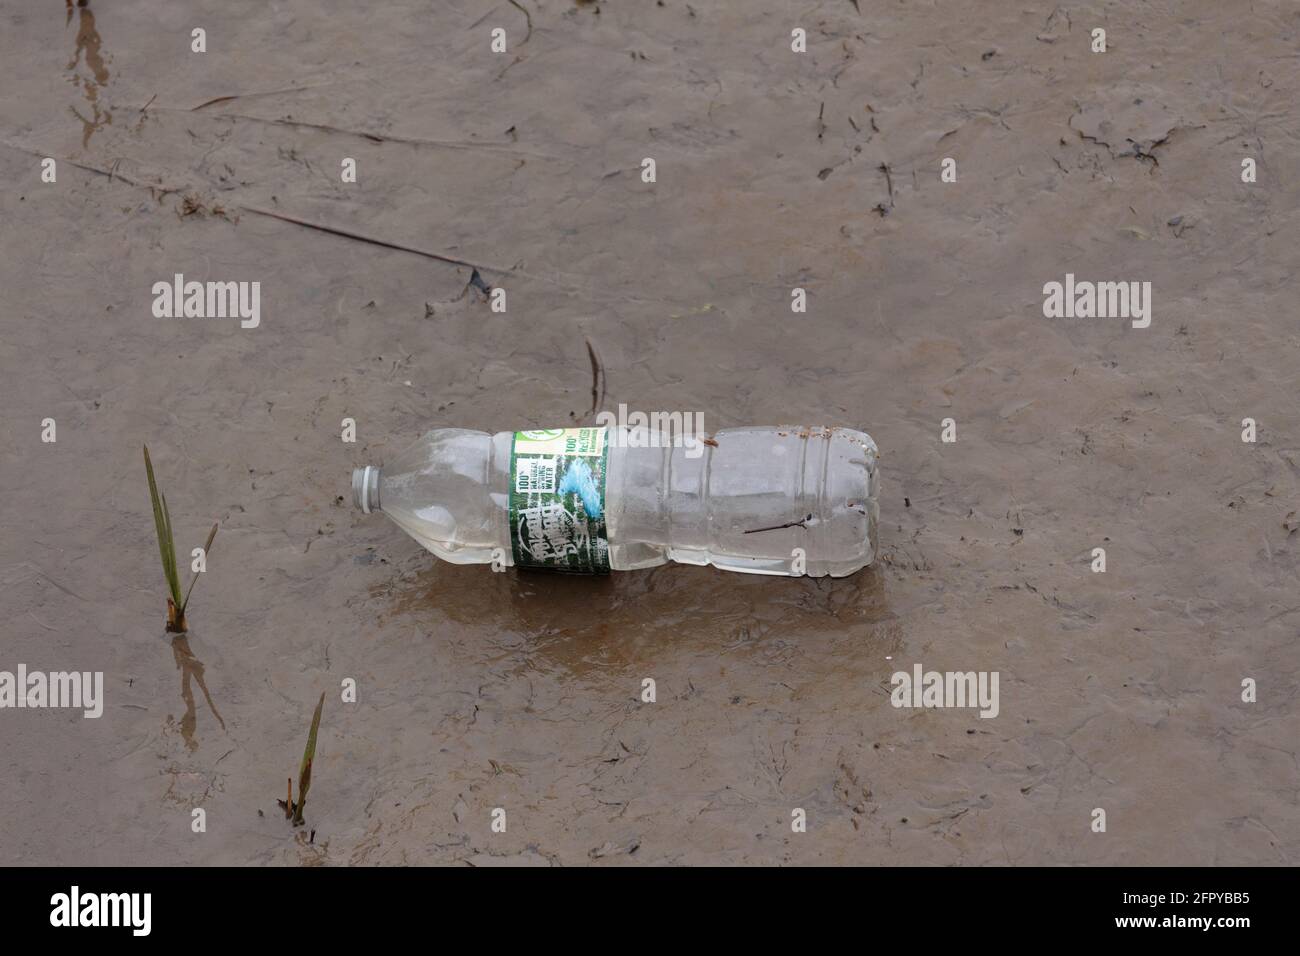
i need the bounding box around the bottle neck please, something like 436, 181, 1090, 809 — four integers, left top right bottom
351, 466, 381, 514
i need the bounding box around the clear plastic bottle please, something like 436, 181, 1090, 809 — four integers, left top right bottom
352, 425, 878, 577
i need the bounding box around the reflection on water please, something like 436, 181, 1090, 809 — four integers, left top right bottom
383, 561, 899, 680
170, 635, 226, 753
65, 0, 111, 148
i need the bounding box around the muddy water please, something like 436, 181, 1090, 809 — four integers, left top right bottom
1, 0, 1297, 864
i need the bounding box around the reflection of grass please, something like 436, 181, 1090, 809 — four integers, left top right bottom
171, 635, 226, 753
143, 445, 217, 634
282, 693, 325, 826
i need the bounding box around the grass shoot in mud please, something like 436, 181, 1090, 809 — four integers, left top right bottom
143, 444, 217, 634
279, 692, 325, 826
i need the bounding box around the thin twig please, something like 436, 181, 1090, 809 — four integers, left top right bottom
496, 55, 524, 82
0, 140, 186, 195
190, 84, 328, 110
584, 337, 606, 421
239, 205, 511, 276
131, 106, 558, 159
468, 7, 497, 30
507, 0, 533, 46
0, 141, 606, 295
743, 515, 814, 534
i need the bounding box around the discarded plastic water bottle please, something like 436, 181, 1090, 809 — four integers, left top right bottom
352, 425, 878, 577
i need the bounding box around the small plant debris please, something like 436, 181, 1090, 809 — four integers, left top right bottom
744, 514, 814, 534
177, 192, 235, 221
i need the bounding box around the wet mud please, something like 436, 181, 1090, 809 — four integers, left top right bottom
0, 0, 1297, 864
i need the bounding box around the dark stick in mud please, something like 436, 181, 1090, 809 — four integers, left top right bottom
0, 141, 185, 196
240, 206, 510, 276
189, 83, 323, 111
507, 0, 533, 45
743, 514, 814, 534
1, 143, 592, 293
585, 337, 607, 419
153, 108, 557, 157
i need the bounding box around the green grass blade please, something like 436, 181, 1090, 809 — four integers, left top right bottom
181, 522, 218, 614
294, 692, 325, 825
143, 446, 182, 607
160, 489, 182, 606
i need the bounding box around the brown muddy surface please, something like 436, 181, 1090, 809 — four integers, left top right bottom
2, 1, 1297, 865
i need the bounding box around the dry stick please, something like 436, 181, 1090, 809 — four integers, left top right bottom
241, 209, 599, 292
135, 106, 558, 159
2, 142, 554, 286
0, 141, 606, 295
468, 7, 496, 30
240, 206, 513, 277
191, 96, 240, 111
507, 0, 533, 45
0, 142, 512, 277
584, 337, 607, 420
190, 83, 330, 111
496, 55, 524, 83
744, 514, 814, 535
0, 140, 186, 195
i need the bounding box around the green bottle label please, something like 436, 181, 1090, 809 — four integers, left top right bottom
509, 427, 611, 573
